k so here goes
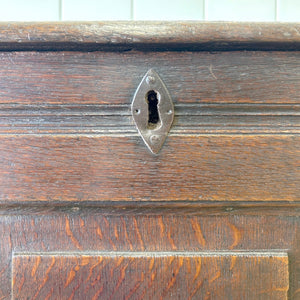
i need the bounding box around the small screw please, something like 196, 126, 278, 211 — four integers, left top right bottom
150, 135, 159, 144
166, 110, 173, 115
225, 207, 234, 212
146, 76, 155, 85
134, 109, 140, 114
70, 207, 80, 212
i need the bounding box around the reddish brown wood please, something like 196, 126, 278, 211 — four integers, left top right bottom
0, 51, 299, 105
12, 253, 289, 300
0, 22, 298, 300
0, 211, 297, 299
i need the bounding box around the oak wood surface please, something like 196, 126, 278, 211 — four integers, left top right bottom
0, 22, 299, 300
12, 253, 289, 300
0, 211, 298, 299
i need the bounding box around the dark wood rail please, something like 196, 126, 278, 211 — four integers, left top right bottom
0, 22, 299, 51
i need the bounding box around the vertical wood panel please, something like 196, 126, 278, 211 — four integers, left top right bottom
277, 0, 300, 21
62, 0, 132, 20
206, 0, 276, 21
0, 0, 60, 21
134, 0, 204, 20
0, 0, 298, 22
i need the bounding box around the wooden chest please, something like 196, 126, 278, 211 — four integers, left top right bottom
0, 22, 299, 299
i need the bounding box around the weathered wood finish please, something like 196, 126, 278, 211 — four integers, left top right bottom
0, 22, 299, 51
12, 253, 289, 300
0, 211, 297, 299
0, 22, 299, 299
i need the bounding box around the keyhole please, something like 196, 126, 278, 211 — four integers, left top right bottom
146, 90, 161, 129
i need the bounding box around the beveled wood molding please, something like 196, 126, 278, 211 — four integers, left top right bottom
0, 103, 298, 135
0, 22, 299, 51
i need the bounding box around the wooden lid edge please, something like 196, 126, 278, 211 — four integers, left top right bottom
0, 21, 299, 51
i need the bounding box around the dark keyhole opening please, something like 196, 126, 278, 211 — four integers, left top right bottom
146, 90, 160, 129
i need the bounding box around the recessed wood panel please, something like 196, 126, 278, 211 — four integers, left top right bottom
0, 211, 299, 298
12, 252, 289, 300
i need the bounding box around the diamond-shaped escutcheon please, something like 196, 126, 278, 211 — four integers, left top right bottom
131, 69, 174, 154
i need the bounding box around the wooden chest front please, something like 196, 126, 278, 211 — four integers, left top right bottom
0, 22, 299, 300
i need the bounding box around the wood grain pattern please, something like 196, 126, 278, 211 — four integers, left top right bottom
0, 135, 298, 203
0, 211, 298, 298
12, 253, 289, 300
0, 22, 298, 300
0, 22, 299, 51
0, 51, 299, 105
